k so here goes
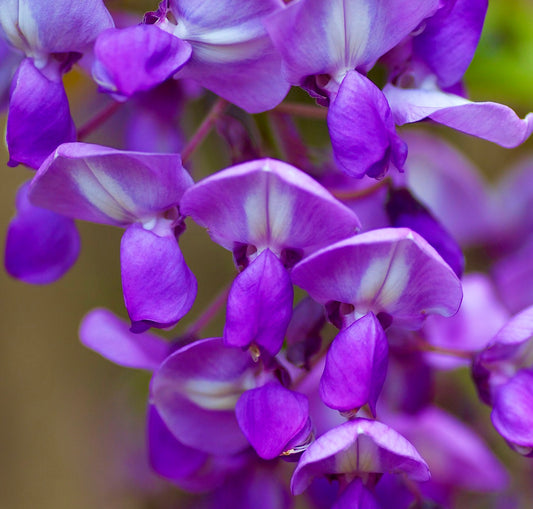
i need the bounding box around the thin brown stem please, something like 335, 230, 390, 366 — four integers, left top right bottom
77, 101, 122, 140
330, 178, 392, 201
272, 102, 328, 120
181, 97, 229, 164
185, 284, 230, 337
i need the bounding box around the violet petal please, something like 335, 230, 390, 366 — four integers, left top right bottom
224, 249, 293, 356
151, 337, 255, 455
79, 308, 169, 370
492, 370, 533, 450
384, 84, 533, 148
328, 71, 407, 179
291, 418, 430, 495
292, 228, 462, 330
121, 224, 197, 331
7, 59, 75, 168
29, 143, 193, 227
320, 313, 388, 415
5, 181, 79, 284
93, 25, 192, 100
235, 382, 309, 459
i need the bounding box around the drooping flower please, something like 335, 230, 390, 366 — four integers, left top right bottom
0, 0, 114, 167
28, 142, 196, 331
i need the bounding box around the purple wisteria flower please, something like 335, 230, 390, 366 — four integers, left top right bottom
27, 142, 196, 331
473, 305, 533, 454
266, 0, 533, 178
94, 0, 290, 112
0, 0, 114, 167
291, 419, 430, 502
291, 227, 462, 413
181, 157, 360, 357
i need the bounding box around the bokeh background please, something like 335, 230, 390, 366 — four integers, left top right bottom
1, 0, 533, 507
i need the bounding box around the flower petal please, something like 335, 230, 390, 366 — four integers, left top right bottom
384, 84, 533, 148
5, 181, 79, 284
236, 382, 309, 459
291, 418, 430, 495
181, 158, 360, 257
292, 228, 462, 329
224, 249, 293, 356
328, 71, 407, 178
7, 59, 75, 168
93, 25, 192, 100
151, 337, 255, 455
121, 224, 197, 331
79, 308, 170, 370
320, 313, 388, 415
29, 142, 193, 226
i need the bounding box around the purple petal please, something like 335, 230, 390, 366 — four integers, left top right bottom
320, 313, 388, 415
385, 187, 464, 277
492, 237, 533, 314
7, 59, 76, 168
291, 418, 430, 495
0, 29, 21, 111
5, 181, 79, 284
384, 84, 533, 148
292, 228, 462, 330
389, 406, 508, 491
412, 0, 487, 88
236, 382, 309, 459
224, 249, 293, 356
423, 273, 509, 368
121, 224, 197, 331
181, 158, 360, 257
0, 0, 113, 58
492, 370, 533, 451
79, 308, 170, 370
151, 337, 255, 455
404, 132, 493, 246
93, 25, 192, 100
158, 0, 288, 112
333, 479, 380, 509
29, 143, 193, 226
265, 0, 439, 83
328, 71, 407, 179
147, 404, 208, 482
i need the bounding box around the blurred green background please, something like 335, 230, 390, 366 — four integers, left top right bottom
0, 0, 532, 508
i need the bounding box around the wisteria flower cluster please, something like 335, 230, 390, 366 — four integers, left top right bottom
2, 0, 533, 507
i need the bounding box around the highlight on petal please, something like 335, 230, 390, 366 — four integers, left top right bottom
7, 59, 76, 169
328, 71, 407, 179
93, 25, 192, 100
291, 418, 430, 495
181, 158, 360, 258
5, 181, 80, 284
292, 228, 462, 330
320, 313, 388, 415
384, 84, 533, 148
29, 142, 193, 226
79, 308, 169, 371
151, 337, 256, 455
235, 382, 309, 459
121, 224, 197, 331
224, 249, 293, 356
